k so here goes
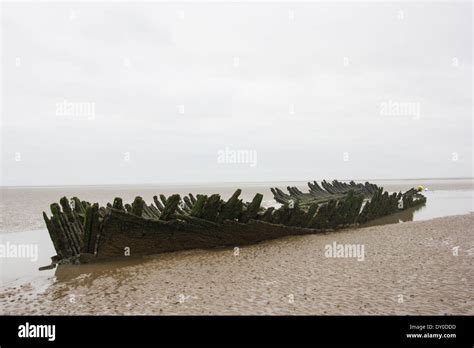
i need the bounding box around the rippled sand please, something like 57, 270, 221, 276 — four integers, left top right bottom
1, 213, 473, 315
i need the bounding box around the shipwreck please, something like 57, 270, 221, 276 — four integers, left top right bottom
41, 180, 426, 267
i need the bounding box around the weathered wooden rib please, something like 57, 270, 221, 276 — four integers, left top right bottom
271, 179, 381, 208
41, 180, 426, 266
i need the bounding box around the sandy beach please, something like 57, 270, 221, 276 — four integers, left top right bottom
1, 213, 472, 315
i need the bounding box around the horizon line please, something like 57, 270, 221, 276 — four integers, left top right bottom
1, 177, 473, 189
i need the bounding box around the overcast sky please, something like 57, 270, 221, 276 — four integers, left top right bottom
1, 1, 472, 186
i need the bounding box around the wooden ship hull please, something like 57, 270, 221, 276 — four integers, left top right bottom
42, 180, 426, 267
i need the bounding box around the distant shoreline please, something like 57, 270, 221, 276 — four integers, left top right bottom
2, 177, 473, 189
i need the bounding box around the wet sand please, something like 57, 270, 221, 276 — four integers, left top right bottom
1, 213, 472, 315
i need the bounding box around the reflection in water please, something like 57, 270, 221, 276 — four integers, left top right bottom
360, 203, 426, 228
53, 257, 150, 284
